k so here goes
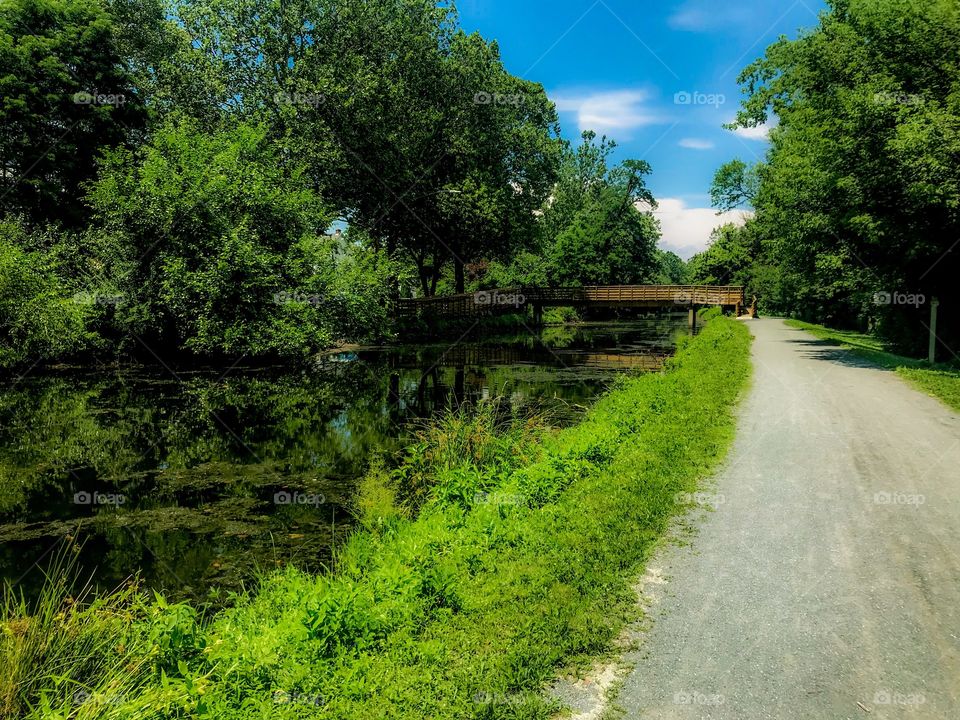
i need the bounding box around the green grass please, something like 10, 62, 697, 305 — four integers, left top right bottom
4, 317, 752, 720
784, 319, 960, 413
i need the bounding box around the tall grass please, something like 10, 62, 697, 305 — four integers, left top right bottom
4, 316, 752, 719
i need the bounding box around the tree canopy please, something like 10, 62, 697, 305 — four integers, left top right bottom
707, 0, 960, 352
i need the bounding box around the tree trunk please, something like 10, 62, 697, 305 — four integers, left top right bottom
454, 256, 465, 294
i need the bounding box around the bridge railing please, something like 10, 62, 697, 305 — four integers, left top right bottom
395, 285, 745, 318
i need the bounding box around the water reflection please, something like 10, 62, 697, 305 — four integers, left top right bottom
0, 318, 690, 602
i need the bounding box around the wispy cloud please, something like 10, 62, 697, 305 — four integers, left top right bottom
678, 137, 715, 150
728, 119, 776, 141
640, 197, 752, 259
668, 5, 712, 31
668, 1, 758, 32
551, 89, 667, 138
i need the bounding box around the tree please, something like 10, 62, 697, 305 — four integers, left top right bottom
539, 132, 661, 286
0, 0, 147, 226
653, 250, 688, 284
0, 219, 91, 366
176, 0, 561, 295
688, 223, 756, 286
724, 0, 960, 348
85, 118, 339, 357
710, 159, 760, 211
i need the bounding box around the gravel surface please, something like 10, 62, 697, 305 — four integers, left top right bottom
612, 318, 960, 719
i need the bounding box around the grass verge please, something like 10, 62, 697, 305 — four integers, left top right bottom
784, 319, 960, 413
3, 316, 752, 720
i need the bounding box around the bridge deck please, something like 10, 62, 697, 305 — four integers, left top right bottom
397, 285, 745, 319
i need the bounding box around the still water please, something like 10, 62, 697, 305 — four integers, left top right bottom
0, 318, 691, 603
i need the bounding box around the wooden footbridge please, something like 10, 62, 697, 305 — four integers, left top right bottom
397, 285, 746, 326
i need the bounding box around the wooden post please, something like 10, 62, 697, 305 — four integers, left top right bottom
688, 306, 697, 329
929, 297, 939, 364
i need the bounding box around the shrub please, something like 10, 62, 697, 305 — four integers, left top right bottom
0, 219, 91, 367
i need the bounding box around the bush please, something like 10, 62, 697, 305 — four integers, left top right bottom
85, 118, 337, 358
0, 219, 91, 367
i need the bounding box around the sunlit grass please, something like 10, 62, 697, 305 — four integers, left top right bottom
4, 317, 752, 719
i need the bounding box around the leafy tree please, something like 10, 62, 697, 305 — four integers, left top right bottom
653, 250, 689, 284
539, 132, 660, 286
177, 0, 561, 295
107, 0, 226, 126
688, 223, 757, 285
0, 219, 91, 366
710, 159, 760, 211
0, 0, 147, 226
85, 118, 338, 357
722, 0, 960, 348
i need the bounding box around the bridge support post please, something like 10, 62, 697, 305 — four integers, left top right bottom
688, 306, 698, 330
532, 304, 543, 325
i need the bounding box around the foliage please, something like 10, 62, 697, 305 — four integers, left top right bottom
0, 544, 208, 720
3, 318, 751, 719
177, 0, 562, 295
488, 131, 662, 289
716, 0, 960, 351
687, 223, 756, 286
710, 159, 760, 211
0, 219, 92, 367
653, 249, 689, 284
0, 0, 147, 226
85, 118, 337, 357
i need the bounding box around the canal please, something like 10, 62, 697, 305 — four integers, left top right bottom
0, 317, 693, 604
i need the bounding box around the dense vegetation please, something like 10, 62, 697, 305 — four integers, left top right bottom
0, 0, 675, 369
690, 0, 960, 355
0, 316, 750, 720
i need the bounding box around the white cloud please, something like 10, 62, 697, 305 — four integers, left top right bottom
668, 2, 753, 32
678, 137, 714, 150
729, 120, 775, 141
668, 6, 710, 31
640, 197, 753, 259
551, 89, 665, 137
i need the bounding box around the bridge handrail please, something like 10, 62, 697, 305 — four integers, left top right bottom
396, 285, 745, 309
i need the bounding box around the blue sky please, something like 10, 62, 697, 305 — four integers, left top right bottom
457, 0, 826, 257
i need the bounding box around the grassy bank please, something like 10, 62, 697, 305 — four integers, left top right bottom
785, 319, 960, 413
2, 317, 751, 720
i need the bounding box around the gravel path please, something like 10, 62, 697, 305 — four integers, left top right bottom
613, 318, 960, 719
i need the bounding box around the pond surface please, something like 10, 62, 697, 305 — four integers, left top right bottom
0, 317, 692, 604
